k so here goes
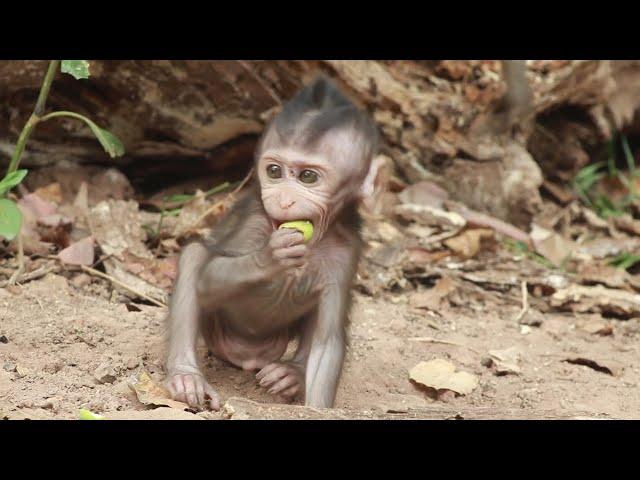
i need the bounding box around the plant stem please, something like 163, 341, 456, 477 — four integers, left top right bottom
34, 60, 60, 116
40, 110, 86, 123
5, 60, 60, 179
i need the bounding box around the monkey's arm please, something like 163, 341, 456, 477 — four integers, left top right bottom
304, 281, 350, 408
165, 242, 221, 408
197, 227, 307, 311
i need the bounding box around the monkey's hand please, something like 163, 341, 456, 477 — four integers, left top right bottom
255, 228, 307, 272
256, 362, 304, 401
166, 367, 221, 411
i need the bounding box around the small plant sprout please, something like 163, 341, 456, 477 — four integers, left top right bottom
571, 133, 640, 219
1, 60, 125, 284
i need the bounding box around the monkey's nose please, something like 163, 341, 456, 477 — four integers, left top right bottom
279, 196, 295, 209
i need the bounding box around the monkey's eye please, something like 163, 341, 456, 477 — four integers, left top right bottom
266, 164, 282, 179
299, 169, 319, 184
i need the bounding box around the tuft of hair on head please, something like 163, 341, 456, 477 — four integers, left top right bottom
261, 74, 379, 166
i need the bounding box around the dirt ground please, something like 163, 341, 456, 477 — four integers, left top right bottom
1, 253, 638, 420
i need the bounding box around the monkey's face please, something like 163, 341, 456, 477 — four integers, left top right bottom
258, 147, 361, 242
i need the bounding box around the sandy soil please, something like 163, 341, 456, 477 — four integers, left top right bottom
1, 263, 638, 420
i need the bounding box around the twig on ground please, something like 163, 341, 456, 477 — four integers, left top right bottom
407, 336, 480, 353
7, 234, 25, 286
514, 280, 529, 323
80, 264, 167, 308
0, 263, 60, 288
189, 167, 255, 231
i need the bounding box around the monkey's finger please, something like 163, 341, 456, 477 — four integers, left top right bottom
268, 375, 298, 395
259, 365, 290, 387
270, 230, 304, 249
194, 378, 206, 406
273, 245, 307, 259
182, 375, 199, 406
273, 244, 306, 259
279, 258, 306, 269
280, 385, 300, 401
256, 363, 279, 381
204, 385, 221, 411
170, 376, 188, 403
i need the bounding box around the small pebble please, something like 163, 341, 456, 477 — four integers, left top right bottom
0, 335, 8, 344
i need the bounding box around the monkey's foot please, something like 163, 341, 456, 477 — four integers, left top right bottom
166, 371, 221, 410
256, 362, 304, 401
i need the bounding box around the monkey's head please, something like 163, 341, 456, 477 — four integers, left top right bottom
255, 75, 381, 243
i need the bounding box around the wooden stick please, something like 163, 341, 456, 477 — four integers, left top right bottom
189, 167, 255, 231
80, 264, 166, 308
0, 263, 60, 288
514, 280, 529, 323
407, 336, 480, 354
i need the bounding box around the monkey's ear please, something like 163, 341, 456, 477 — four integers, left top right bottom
359, 155, 390, 215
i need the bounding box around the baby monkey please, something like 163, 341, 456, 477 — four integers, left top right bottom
165, 76, 382, 409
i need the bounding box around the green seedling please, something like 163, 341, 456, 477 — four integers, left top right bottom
504, 239, 557, 270
1, 60, 125, 283
608, 252, 640, 271
573, 133, 640, 219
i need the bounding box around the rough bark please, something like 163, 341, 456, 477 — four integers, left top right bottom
2, 60, 640, 228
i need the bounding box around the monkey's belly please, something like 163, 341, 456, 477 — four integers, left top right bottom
203, 271, 319, 371
204, 317, 290, 371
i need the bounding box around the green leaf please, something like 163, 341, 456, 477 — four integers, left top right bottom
164, 193, 194, 203
77, 408, 105, 420
0, 169, 28, 196
61, 60, 90, 80
92, 125, 125, 157
0, 198, 22, 241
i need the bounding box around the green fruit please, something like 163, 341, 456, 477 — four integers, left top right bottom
78, 408, 105, 420
279, 220, 314, 242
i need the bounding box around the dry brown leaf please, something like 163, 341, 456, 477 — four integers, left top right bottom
398, 180, 449, 209
36, 214, 72, 248
17, 193, 57, 220
577, 263, 630, 290
613, 214, 640, 236
565, 357, 624, 377
106, 407, 204, 420
530, 224, 575, 266
406, 248, 450, 265
172, 190, 212, 238
366, 244, 407, 268
88, 200, 152, 260
128, 368, 190, 410
58, 236, 95, 266
488, 347, 522, 375
409, 277, 458, 310
15, 364, 32, 378
409, 359, 478, 396
103, 257, 168, 304
444, 228, 494, 259
394, 203, 466, 229
120, 251, 178, 291
577, 237, 640, 259
576, 316, 613, 336
34, 183, 63, 204
551, 284, 640, 317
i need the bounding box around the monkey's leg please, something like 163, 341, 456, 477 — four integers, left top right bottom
304, 285, 348, 408
256, 315, 315, 401
166, 242, 221, 410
